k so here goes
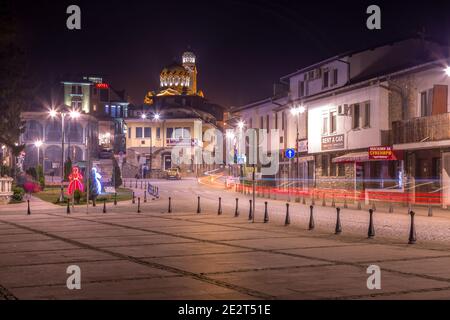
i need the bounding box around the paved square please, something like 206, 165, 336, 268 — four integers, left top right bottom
2, 200, 450, 300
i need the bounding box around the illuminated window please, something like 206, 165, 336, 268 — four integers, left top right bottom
136, 127, 143, 138
144, 127, 151, 138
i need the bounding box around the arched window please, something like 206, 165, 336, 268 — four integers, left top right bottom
24, 120, 43, 142
45, 120, 62, 142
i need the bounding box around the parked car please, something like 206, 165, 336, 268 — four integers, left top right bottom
99, 149, 113, 159
165, 168, 181, 180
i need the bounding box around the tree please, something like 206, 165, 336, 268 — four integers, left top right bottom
112, 156, 122, 188
64, 158, 72, 181
0, 2, 32, 177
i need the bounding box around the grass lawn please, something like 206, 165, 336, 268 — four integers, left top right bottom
34, 186, 133, 206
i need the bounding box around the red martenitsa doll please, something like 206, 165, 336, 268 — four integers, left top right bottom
68, 166, 84, 195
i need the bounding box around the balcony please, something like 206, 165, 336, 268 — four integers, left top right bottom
392, 113, 450, 145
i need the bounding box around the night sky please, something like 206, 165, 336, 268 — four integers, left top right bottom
10, 0, 450, 107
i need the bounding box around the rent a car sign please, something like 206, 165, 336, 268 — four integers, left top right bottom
368, 146, 395, 160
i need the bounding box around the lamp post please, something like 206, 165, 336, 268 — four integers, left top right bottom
49, 108, 80, 202
34, 140, 43, 168
290, 105, 305, 201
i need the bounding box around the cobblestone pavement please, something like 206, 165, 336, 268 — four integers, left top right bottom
2, 179, 450, 299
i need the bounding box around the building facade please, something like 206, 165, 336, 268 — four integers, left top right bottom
233, 37, 450, 207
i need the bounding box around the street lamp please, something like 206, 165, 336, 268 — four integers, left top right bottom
445, 66, 450, 77
290, 105, 306, 201
48, 107, 81, 202
34, 140, 43, 167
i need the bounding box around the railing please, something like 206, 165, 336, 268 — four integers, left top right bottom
392, 112, 450, 144
0, 176, 13, 204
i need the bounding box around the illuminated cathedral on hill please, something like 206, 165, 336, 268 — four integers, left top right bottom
144, 51, 204, 104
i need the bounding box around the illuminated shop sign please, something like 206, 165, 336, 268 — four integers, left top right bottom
368, 146, 396, 160
95, 83, 109, 89
321, 134, 344, 151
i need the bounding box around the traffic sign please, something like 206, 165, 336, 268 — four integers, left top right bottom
285, 148, 296, 159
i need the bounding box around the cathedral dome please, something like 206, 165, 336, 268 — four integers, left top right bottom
160, 63, 190, 90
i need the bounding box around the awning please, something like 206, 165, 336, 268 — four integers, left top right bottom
332, 152, 369, 163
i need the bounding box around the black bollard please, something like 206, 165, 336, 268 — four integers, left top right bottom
234, 198, 239, 217
308, 205, 315, 230
168, 197, 172, 213
284, 203, 290, 226
344, 195, 348, 209
144, 190, 147, 203
132, 192, 135, 204
217, 197, 222, 215
66, 199, 71, 214
368, 209, 375, 239
27, 199, 31, 215
335, 207, 342, 234
408, 211, 416, 244
197, 196, 201, 214
103, 199, 107, 213
263, 201, 269, 223
135, 179, 137, 188
137, 197, 141, 213
114, 192, 117, 206
248, 199, 253, 220
140, 180, 143, 189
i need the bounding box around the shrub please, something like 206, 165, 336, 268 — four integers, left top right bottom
12, 186, 25, 201
73, 189, 82, 204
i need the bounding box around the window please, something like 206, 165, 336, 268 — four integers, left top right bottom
183, 127, 191, 138
111, 105, 117, 117
123, 106, 128, 118
332, 69, 338, 86
144, 127, 151, 138
338, 163, 345, 176
420, 90, 433, 116
128, 127, 132, 139
352, 104, 360, 129
266, 114, 270, 133
323, 70, 329, 88
105, 105, 110, 115
135, 127, 143, 138
299, 81, 305, 97
321, 155, 329, 176
71, 85, 82, 94
71, 100, 82, 109
330, 111, 337, 133
166, 128, 174, 138
330, 162, 337, 176
156, 127, 161, 139
363, 102, 371, 127
322, 115, 329, 135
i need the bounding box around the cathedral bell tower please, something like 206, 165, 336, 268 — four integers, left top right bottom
182, 51, 197, 95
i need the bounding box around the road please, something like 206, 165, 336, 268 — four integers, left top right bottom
2, 178, 450, 299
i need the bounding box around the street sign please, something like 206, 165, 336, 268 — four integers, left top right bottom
285, 149, 296, 159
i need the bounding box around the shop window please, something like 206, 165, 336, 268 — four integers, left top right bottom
338, 163, 345, 176
321, 155, 329, 176
330, 161, 337, 176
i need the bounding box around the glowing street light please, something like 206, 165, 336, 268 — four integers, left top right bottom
237, 120, 245, 130
153, 113, 160, 121
445, 66, 450, 77
34, 140, 43, 167
141, 113, 147, 119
